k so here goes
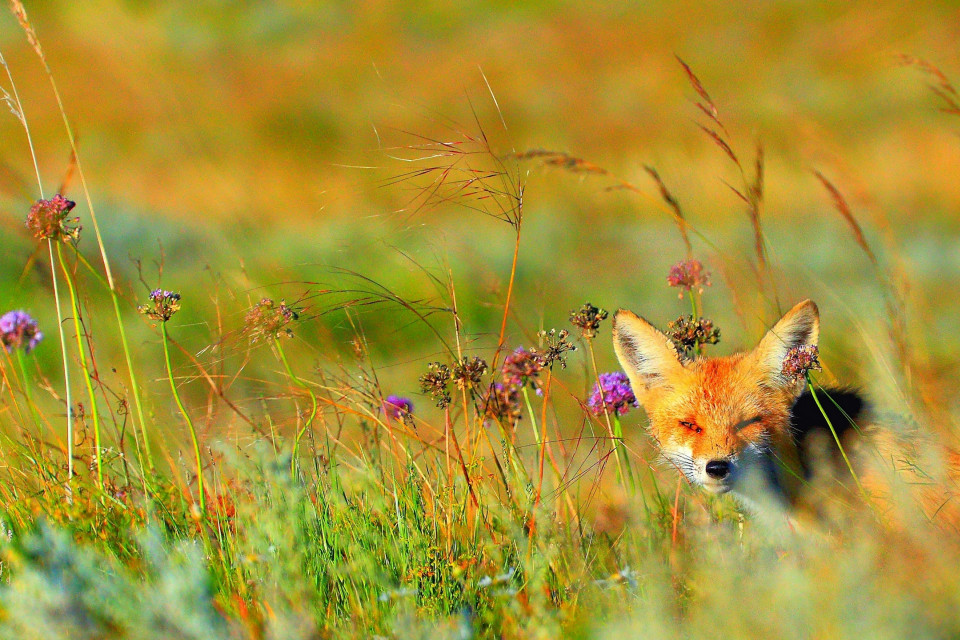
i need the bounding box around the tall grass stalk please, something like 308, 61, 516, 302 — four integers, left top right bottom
0, 48, 76, 488
55, 243, 104, 489
11, 0, 153, 472
161, 322, 205, 514
806, 375, 866, 499
274, 338, 318, 481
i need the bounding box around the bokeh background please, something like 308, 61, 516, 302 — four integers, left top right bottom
1, 0, 958, 437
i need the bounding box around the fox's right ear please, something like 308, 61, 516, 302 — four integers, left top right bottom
612, 309, 685, 395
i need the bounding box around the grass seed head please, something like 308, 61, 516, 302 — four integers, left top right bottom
532, 328, 576, 370
570, 302, 609, 339
419, 362, 452, 408
244, 298, 300, 342
452, 356, 488, 392
667, 314, 720, 356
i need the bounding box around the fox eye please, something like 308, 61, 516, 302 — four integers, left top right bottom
680, 420, 702, 434
733, 416, 762, 432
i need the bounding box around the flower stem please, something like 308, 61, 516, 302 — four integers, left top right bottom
56, 243, 103, 489
587, 340, 625, 485
274, 338, 318, 481
47, 241, 73, 484
806, 376, 866, 498
162, 322, 205, 514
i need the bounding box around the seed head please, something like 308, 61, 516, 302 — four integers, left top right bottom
419, 362, 452, 409
667, 259, 711, 298
587, 372, 638, 416
532, 328, 576, 370
781, 345, 822, 382
570, 302, 609, 339
667, 315, 720, 357
244, 298, 300, 342
383, 395, 414, 425
138, 289, 181, 322
25, 195, 80, 242
452, 356, 488, 392
0, 310, 42, 353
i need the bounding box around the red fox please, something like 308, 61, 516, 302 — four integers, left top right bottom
612, 299, 960, 525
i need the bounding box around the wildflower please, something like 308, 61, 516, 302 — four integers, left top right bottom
667, 259, 711, 298
452, 356, 488, 391
482, 382, 522, 426
419, 362, 452, 409
244, 298, 299, 342
25, 194, 80, 242
781, 345, 822, 382
587, 372, 638, 416
501, 347, 544, 388
667, 315, 720, 356
532, 328, 576, 370
383, 395, 414, 424
570, 302, 608, 339
138, 289, 181, 322
0, 310, 42, 353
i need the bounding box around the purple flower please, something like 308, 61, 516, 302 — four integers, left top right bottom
138, 289, 181, 322
383, 395, 414, 421
667, 259, 711, 297
587, 372, 638, 416
0, 310, 43, 353
502, 347, 544, 388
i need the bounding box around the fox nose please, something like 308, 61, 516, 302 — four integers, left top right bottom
705, 459, 731, 480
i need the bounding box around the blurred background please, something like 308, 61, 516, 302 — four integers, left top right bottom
0, 0, 958, 437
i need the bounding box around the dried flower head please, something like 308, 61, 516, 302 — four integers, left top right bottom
667, 259, 711, 298
570, 302, 609, 339
781, 345, 822, 383
532, 328, 576, 370
0, 310, 42, 353
453, 356, 488, 391
667, 315, 720, 356
419, 362, 452, 408
482, 382, 522, 426
138, 289, 182, 322
587, 372, 638, 416
502, 347, 544, 388
383, 395, 414, 425
25, 194, 80, 242
244, 298, 300, 342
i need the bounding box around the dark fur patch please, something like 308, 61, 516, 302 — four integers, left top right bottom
790, 387, 866, 478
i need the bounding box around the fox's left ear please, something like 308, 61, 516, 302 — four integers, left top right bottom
751, 299, 820, 389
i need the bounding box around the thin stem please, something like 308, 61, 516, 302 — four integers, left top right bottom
493, 229, 522, 369
47, 240, 73, 484
274, 338, 318, 481
56, 243, 103, 488
587, 340, 625, 484
13, 8, 152, 474
806, 377, 866, 498
162, 322, 205, 514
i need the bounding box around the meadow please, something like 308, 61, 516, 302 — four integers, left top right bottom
0, 1, 959, 638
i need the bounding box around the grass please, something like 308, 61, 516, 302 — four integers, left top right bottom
0, 3, 958, 639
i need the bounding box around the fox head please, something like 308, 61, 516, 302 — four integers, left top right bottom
612, 299, 819, 495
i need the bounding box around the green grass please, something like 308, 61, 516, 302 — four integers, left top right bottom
0, 2, 958, 638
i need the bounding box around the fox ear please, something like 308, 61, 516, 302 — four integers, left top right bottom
612, 309, 686, 395
752, 299, 820, 388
